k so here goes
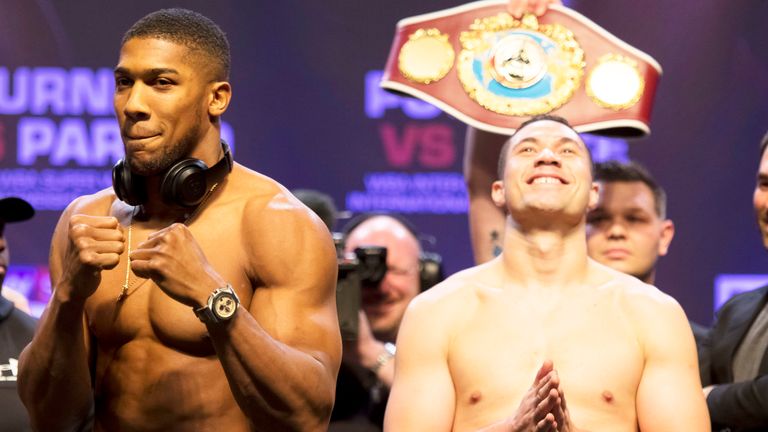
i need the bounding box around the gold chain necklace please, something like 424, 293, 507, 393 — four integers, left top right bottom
116, 183, 219, 303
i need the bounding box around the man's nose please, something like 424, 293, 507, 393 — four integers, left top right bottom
534, 147, 560, 166
121, 84, 150, 121
606, 221, 627, 239
371, 273, 396, 294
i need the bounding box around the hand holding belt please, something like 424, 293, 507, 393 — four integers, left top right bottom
381, 0, 662, 137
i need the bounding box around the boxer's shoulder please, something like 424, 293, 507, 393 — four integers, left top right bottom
66, 187, 121, 217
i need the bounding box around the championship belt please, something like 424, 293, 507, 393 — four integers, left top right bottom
381, 1, 662, 137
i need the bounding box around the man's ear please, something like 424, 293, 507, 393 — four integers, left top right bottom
491, 180, 506, 208
587, 181, 600, 211
208, 81, 232, 118
657, 219, 675, 256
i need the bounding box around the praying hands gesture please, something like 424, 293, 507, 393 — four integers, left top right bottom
480, 361, 581, 432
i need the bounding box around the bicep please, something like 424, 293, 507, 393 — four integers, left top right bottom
635, 300, 710, 431
246, 203, 340, 367
385, 299, 455, 431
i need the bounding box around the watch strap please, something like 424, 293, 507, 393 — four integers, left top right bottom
372, 342, 396, 374
194, 284, 238, 324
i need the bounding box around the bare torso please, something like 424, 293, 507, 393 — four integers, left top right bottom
82, 166, 278, 431
435, 261, 650, 432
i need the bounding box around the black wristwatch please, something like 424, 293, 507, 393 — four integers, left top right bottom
194, 284, 240, 324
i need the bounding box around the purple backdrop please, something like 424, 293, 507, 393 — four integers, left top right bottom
1, 0, 767, 323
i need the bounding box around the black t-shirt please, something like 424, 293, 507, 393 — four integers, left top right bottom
0, 296, 36, 431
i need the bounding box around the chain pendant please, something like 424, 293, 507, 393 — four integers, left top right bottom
117, 285, 128, 302
117, 209, 134, 303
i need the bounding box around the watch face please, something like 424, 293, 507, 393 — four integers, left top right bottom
213, 293, 238, 319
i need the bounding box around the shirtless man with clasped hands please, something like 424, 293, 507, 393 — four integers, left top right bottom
385, 116, 708, 431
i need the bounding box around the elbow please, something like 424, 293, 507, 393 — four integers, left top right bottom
16, 346, 35, 409
16, 347, 93, 432
254, 409, 331, 432
290, 388, 335, 432
25, 404, 93, 432
313, 391, 335, 430
249, 384, 335, 432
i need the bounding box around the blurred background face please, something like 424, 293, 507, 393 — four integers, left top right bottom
586, 181, 673, 284
344, 216, 421, 341
754, 150, 768, 249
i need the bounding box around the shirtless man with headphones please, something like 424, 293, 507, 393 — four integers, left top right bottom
18, 9, 341, 431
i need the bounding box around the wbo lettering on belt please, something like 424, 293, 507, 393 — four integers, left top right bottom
381, 0, 662, 137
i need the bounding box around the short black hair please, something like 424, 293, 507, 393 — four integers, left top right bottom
122, 8, 230, 81
760, 129, 768, 159
497, 114, 592, 180
594, 160, 668, 219
292, 189, 338, 231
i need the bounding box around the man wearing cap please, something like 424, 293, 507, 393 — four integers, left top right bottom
0, 196, 36, 431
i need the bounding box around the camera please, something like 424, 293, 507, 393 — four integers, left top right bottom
334, 233, 388, 341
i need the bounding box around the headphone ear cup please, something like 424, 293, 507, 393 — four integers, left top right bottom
112, 158, 147, 206
161, 159, 209, 208
418, 251, 444, 291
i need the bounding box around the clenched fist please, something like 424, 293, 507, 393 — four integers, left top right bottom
130, 223, 225, 309
59, 215, 125, 301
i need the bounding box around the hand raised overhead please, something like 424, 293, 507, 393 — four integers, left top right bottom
506, 0, 563, 18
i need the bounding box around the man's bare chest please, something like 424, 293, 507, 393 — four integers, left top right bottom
84, 223, 250, 352
447, 294, 643, 429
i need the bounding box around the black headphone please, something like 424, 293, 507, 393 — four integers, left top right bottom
341, 213, 445, 291
112, 140, 233, 208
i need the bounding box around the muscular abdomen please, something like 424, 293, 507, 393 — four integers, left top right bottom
93, 340, 249, 431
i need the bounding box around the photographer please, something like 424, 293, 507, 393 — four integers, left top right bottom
291, 190, 441, 430
331, 214, 436, 431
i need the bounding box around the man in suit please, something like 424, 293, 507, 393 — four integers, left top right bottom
699, 131, 768, 431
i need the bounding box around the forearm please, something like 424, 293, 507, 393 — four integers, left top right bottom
352, 338, 395, 388
208, 307, 335, 431
18, 288, 93, 431
463, 126, 507, 265
468, 195, 505, 264
374, 357, 395, 388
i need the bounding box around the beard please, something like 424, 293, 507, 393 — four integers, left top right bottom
127, 123, 201, 177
